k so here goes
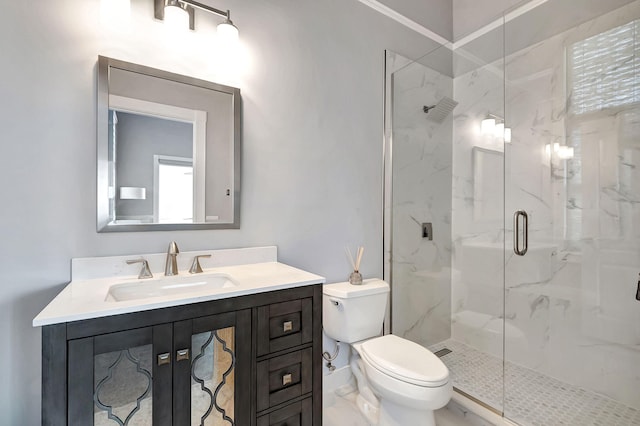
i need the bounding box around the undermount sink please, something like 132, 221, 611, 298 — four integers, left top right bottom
106, 273, 237, 302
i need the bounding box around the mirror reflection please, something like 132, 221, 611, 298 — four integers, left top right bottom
97, 56, 241, 232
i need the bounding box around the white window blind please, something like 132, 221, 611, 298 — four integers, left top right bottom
570, 19, 640, 115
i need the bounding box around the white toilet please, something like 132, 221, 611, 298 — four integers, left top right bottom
323, 279, 452, 426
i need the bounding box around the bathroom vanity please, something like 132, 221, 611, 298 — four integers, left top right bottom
34, 247, 324, 426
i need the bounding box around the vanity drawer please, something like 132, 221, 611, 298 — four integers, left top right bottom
257, 298, 312, 356
256, 397, 312, 426
257, 348, 313, 412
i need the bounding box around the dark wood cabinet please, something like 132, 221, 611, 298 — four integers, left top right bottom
42, 285, 322, 425
256, 348, 313, 412
256, 298, 313, 356
256, 397, 313, 426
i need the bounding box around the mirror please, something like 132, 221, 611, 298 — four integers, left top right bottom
97, 56, 241, 232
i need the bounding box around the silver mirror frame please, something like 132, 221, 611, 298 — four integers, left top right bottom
97, 56, 241, 232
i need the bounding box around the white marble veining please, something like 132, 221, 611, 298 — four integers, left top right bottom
386, 2, 640, 419
450, 31, 506, 377
33, 247, 324, 326
450, 0, 640, 413
390, 56, 453, 347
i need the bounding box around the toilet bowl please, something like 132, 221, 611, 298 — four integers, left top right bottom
354, 335, 452, 426
323, 280, 452, 426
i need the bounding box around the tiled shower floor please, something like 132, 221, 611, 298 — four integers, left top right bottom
430, 339, 640, 426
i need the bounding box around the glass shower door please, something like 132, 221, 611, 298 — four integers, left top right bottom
387, 19, 507, 412
503, 1, 640, 424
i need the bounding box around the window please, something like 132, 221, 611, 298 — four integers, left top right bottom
570, 19, 640, 115
155, 156, 194, 223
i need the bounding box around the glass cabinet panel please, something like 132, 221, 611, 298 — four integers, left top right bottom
191, 326, 236, 426
94, 344, 153, 426
67, 312, 249, 426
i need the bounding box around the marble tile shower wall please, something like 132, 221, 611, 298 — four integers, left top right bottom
451, 57, 505, 343
391, 60, 453, 347
451, 1, 640, 410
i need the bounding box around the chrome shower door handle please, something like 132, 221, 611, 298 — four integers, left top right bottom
514, 210, 528, 256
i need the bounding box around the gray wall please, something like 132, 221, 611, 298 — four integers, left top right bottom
115, 112, 193, 219
0, 0, 442, 423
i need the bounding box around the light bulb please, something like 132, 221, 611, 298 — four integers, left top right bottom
495, 122, 505, 138
481, 118, 495, 135
164, 3, 190, 30
557, 146, 574, 159
217, 20, 239, 44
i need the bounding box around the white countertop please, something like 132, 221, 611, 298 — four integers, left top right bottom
33, 247, 325, 327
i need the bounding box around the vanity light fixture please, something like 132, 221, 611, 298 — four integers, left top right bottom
154, 0, 239, 42
544, 143, 573, 159
544, 143, 560, 156
481, 117, 496, 135
481, 114, 512, 143
163, 0, 190, 30
557, 146, 574, 159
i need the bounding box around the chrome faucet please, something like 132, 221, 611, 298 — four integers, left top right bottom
165, 241, 180, 276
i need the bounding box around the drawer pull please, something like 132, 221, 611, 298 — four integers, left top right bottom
176, 349, 190, 361
282, 373, 293, 386
283, 320, 293, 333
157, 352, 170, 366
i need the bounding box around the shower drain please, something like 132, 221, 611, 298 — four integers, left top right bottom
434, 348, 452, 358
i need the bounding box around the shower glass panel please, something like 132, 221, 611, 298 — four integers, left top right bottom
388, 24, 506, 412
389, 45, 454, 349
504, 0, 640, 424
446, 22, 506, 412
389, 1, 640, 422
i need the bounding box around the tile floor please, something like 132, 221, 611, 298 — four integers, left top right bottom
430, 339, 640, 426
323, 379, 488, 426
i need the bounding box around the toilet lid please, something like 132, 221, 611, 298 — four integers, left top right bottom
360, 335, 449, 387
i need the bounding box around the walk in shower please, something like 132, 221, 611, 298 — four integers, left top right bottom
385, 1, 640, 425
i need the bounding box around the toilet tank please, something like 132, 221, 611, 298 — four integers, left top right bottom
323, 279, 389, 343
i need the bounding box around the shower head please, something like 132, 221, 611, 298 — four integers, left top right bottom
423, 97, 458, 123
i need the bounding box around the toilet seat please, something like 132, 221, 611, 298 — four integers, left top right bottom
360, 335, 449, 387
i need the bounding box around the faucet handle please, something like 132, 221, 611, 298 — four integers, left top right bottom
126, 258, 153, 279
189, 254, 211, 274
